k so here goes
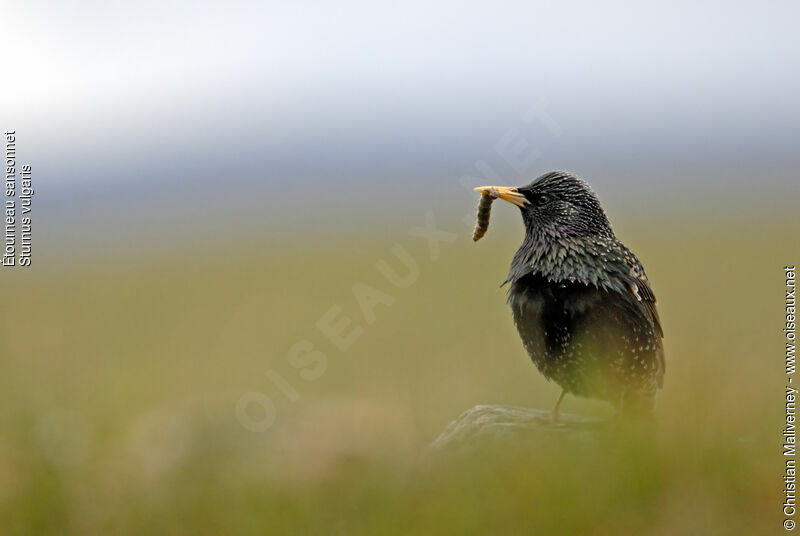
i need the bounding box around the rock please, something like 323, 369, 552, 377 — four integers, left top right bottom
429, 405, 603, 453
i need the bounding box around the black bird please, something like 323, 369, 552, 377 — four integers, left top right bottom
475, 171, 664, 419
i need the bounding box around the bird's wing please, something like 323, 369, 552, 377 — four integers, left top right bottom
604, 243, 666, 389
629, 270, 665, 388
633, 275, 663, 338
611, 242, 664, 339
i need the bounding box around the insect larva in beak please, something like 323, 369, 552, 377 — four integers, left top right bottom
472, 189, 498, 242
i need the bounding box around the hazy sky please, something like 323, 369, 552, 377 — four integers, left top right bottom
3, 1, 799, 192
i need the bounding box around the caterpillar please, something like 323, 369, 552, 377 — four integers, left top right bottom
472, 188, 499, 242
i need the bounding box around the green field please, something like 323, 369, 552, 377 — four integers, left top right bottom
0, 206, 790, 534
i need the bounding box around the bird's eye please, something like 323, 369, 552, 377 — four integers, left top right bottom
534, 195, 549, 207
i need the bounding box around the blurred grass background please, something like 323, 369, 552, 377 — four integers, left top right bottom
0, 196, 791, 534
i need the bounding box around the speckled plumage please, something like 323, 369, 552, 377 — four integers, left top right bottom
503, 171, 664, 416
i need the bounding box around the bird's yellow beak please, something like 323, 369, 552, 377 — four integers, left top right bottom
473, 186, 529, 207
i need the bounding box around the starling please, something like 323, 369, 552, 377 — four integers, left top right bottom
474, 171, 664, 419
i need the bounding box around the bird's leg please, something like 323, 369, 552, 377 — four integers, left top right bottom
550, 389, 566, 422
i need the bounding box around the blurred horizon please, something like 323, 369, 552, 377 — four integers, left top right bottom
5, 0, 798, 264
